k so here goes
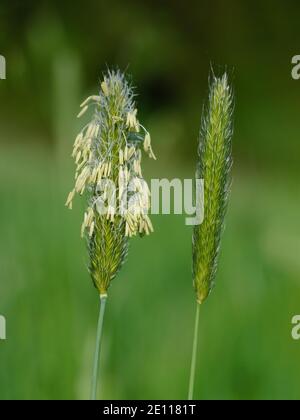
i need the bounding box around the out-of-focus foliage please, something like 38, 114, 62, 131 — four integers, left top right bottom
0, 0, 300, 400
1, 0, 300, 168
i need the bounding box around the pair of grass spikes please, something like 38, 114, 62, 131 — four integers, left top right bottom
66, 69, 233, 400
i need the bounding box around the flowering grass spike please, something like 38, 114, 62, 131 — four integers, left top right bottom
66, 70, 155, 296
66, 69, 156, 399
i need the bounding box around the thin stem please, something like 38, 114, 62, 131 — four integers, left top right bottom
90, 295, 107, 400
188, 303, 201, 400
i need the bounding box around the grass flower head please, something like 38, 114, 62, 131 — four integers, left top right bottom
66, 69, 156, 296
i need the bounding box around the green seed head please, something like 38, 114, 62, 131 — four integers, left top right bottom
193, 73, 233, 304
66, 70, 156, 294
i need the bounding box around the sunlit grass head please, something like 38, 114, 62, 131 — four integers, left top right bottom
66, 69, 156, 296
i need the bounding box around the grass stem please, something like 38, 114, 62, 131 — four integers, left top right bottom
90, 295, 107, 400
188, 303, 200, 400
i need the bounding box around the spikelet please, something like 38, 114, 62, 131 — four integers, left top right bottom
192, 73, 233, 304
66, 70, 156, 295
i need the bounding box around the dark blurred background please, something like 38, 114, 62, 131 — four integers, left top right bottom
0, 0, 300, 400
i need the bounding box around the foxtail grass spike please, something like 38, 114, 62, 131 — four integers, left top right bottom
188, 73, 233, 400
66, 69, 156, 296
66, 69, 156, 399
193, 72, 233, 305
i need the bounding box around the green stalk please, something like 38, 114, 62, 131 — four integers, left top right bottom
188, 303, 200, 400
90, 295, 107, 400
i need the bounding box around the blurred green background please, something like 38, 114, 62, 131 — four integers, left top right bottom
1, 0, 300, 400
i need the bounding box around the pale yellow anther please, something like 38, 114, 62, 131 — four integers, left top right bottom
107, 162, 112, 177
89, 221, 95, 237
91, 167, 98, 183
81, 221, 86, 238
75, 166, 90, 192
65, 189, 75, 209
86, 207, 94, 227
77, 106, 88, 118
119, 150, 124, 165
124, 166, 129, 183
145, 215, 154, 233
89, 125, 95, 139
124, 146, 128, 161
126, 109, 139, 131
101, 81, 109, 96
149, 147, 157, 160
73, 133, 83, 154
80, 97, 91, 108
144, 132, 151, 151
86, 124, 94, 138
76, 151, 81, 164
98, 164, 104, 180
80, 95, 101, 108
104, 163, 109, 177
138, 162, 142, 177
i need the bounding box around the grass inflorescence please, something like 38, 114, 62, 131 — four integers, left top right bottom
66, 69, 155, 296
193, 73, 233, 304
66, 69, 156, 399
189, 72, 234, 400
